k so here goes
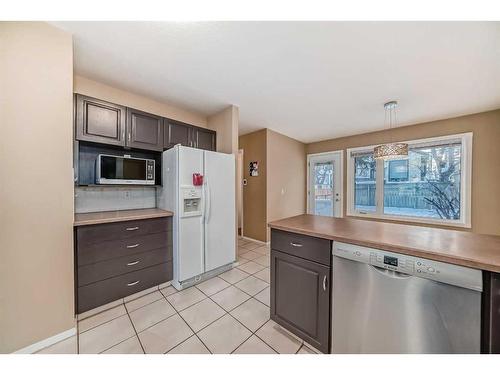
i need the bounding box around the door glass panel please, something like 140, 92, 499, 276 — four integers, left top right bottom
313, 162, 333, 216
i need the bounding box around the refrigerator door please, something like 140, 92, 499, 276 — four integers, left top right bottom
203, 150, 236, 272
177, 146, 205, 282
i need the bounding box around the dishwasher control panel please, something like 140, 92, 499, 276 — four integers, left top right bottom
333, 242, 482, 292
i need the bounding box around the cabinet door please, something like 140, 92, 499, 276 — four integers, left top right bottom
126, 108, 163, 151
193, 128, 216, 151
164, 120, 191, 148
271, 250, 330, 353
75, 94, 126, 146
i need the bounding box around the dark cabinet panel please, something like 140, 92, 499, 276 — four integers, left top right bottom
164, 120, 191, 148
271, 249, 330, 353
193, 128, 216, 151
271, 229, 331, 266
76, 94, 126, 146
126, 108, 164, 151
482, 271, 500, 354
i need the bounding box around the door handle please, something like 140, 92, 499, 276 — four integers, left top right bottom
290, 242, 303, 247
323, 275, 328, 291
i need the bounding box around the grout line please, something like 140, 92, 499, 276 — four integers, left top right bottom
123, 303, 146, 354
230, 319, 278, 354
296, 343, 304, 354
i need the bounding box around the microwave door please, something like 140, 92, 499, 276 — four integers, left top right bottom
97, 155, 155, 185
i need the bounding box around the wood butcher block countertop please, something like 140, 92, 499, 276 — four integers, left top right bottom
74, 208, 173, 226
268, 214, 500, 273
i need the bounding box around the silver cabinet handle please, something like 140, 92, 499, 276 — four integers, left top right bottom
126, 227, 139, 231
323, 275, 327, 291
126, 243, 140, 248
290, 242, 303, 247
127, 261, 140, 266
127, 280, 140, 287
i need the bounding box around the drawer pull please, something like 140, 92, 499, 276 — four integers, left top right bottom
127, 280, 140, 287
323, 275, 328, 291
126, 226, 139, 231
127, 261, 140, 266
290, 242, 303, 247
126, 243, 140, 248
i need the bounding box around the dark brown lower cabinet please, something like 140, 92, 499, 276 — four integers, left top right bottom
271, 249, 330, 353
75, 217, 173, 313
482, 271, 500, 353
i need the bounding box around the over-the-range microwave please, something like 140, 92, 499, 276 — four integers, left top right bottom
96, 154, 155, 185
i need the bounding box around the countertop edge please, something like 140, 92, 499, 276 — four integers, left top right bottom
268, 221, 500, 274
74, 209, 174, 227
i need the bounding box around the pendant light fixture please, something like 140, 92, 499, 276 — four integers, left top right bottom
373, 101, 408, 160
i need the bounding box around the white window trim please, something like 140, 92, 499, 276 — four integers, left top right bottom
346, 132, 472, 228
307, 150, 344, 218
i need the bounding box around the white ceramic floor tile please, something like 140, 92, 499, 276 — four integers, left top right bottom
129, 298, 177, 332
253, 268, 270, 283
254, 286, 270, 307
218, 268, 249, 284
138, 314, 193, 354
160, 285, 178, 298
231, 298, 270, 332
254, 255, 270, 267
300, 343, 321, 354
167, 335, 210, 354
253, 246, 270, 255
237, 261, 265, 274
237, 246, 250, 255
235, 276, 268, 296
255, 321, 302, 354
236, 256, 250, 265
211, 286, 251, 311
242, 242, 261, 251
233, 335, 276, 354
102, 336, 144, 354
79, 315, 136, 354
125, 290, 164, 312
167, 287, 206, 311
179, 299, 226, 332
36, 335, 77, 354
78, 304, 127, 333
196, 276, 230, 296
198, 314, 252, 354
239, 250, 261, 261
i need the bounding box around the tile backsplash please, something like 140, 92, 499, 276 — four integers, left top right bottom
75, 186, 157, 213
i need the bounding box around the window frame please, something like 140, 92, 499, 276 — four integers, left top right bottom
346, 132, 472, 228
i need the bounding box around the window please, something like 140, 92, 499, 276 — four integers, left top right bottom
347, 133, 472, 227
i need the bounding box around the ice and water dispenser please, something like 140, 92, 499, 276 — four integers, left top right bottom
180, 186, 203, 217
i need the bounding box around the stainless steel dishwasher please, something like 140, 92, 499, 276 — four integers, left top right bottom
331, 242, 483, 354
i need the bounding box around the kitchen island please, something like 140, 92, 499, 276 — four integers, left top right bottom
268, 214, 500, 354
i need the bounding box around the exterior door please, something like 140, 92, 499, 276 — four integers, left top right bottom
307, 152, 342, 217
203, 150, 236, 272
126, 108, 163, 151
271, 250, 330, 353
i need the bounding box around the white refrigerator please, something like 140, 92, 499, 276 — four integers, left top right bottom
157, 145, 236, 289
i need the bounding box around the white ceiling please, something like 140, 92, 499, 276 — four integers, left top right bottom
54, 21, 500, 143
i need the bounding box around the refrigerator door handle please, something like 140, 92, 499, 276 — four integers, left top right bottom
205, 182, 211, 223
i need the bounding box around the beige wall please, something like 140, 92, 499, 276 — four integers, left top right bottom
0, 22, 75, 352
207, 105, 239, 154
307, 109, 500, 236
266, 130, 307, 241
74, 75, 207, 128
239, 130, 268, 242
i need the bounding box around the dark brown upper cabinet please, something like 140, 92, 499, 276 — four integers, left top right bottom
164, 119, 191, 148
76, 94, 126, 147
126, 108, 164, 151
193, 127, 216, 151
164, 119, 216, 151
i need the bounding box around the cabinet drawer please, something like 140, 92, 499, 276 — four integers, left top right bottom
78, 247, 171, 287
77, 262, 172, 313
77, 217, 171, 245
271, 229, 331, 266
78, 232, 170, 266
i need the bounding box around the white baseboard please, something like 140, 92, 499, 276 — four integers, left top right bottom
241, 236, 270, 245
14, 327, 76, 354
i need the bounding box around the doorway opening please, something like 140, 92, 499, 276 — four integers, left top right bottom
237, 149, 244, 237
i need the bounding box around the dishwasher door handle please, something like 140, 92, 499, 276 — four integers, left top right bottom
370, 265, 412, 279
